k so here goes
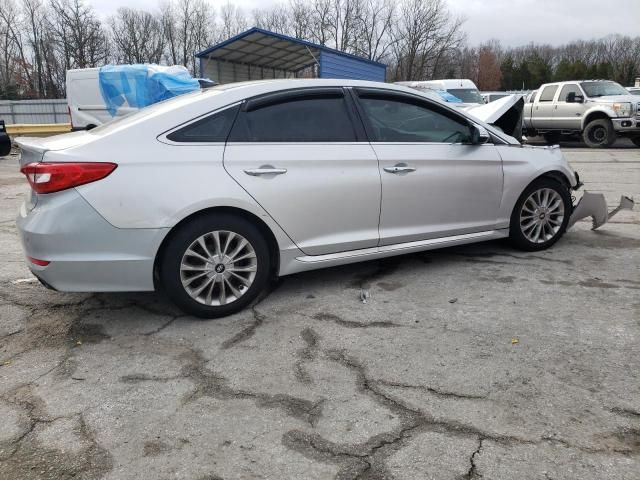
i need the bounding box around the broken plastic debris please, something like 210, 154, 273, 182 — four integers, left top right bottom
1, 361, 11, 366
448, 298, 458, 304
511, 338, 519, 345
360, 290, 370, 304
568, 193, 634, 230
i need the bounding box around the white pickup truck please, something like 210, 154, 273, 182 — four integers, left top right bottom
523, 80, 640, 148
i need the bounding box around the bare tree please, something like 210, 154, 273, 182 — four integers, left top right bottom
110, 8, 165, 64
390, 0, 465, 81
160, 0, 214, 75
477, 45, 501, 90
353, 0, 395, 62
218, 1, 247, 41
252, 4, 290, 34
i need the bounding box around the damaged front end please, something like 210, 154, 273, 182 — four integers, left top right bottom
568, 191, 635, 230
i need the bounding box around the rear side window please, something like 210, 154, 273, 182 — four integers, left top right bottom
229, 94, 356, 142
558, 84, 581, 102
357, 94, 472, 143
539, 85, 558, 102
167, 104, 240, 142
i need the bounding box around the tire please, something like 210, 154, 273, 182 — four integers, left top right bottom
630, 136, 640, 148
582, 119, 615, 148
509, 178, 572, 252
159, 213, 271, 319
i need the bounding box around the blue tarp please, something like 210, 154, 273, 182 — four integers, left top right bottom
99, 64, 201, 117
434, 90, 463, 103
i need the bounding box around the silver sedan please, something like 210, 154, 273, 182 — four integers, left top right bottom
17, 79, 581, 318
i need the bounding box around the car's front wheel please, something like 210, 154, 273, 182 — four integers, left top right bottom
509, 178, 572, 251
159, 213, 271, 318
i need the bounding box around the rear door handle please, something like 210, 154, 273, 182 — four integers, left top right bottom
244, 166, 287, 176
384, 164, 416, 174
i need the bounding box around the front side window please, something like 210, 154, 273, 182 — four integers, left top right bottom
229, 94, 356, 142
558, 84, 582, 102
167, 104, 240, 142
358, 95, 472, 143
539, 85, 558, 102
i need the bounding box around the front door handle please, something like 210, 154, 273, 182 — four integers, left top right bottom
244, 166, 287, 176
384, 164, 416, 174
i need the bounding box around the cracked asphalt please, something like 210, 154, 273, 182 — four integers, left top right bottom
1, 144, 639, 480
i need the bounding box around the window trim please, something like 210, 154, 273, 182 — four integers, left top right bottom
158, 102, 242, 145
228, 87, 364, 143
352, 87, 483, 145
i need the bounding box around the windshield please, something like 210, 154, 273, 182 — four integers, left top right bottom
447, 88, 485, 104
580, 81, 629, 98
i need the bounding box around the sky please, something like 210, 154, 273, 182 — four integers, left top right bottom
89, 0, 640, 47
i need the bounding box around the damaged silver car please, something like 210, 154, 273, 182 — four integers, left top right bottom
15, 79, 634, 318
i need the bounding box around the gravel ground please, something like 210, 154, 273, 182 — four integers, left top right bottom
0, 143, 638, 480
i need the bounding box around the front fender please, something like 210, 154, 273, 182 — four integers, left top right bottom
581, 106, 615, 130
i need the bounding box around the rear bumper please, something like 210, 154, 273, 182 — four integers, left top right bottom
16, 189, 169, 292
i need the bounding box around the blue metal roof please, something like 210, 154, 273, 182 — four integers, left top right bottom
196, 27, 386, 80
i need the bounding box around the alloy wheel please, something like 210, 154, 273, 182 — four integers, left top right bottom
179, 230, 257, 306
519, 188, 565, 244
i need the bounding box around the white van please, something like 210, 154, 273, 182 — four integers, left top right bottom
395, 79, 486, 105
66, 65, 209, 130
66, 68, 136, 130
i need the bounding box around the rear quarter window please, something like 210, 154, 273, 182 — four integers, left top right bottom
167, 104, 240, 143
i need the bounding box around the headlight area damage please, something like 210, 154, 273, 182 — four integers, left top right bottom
568, 192, 635, 230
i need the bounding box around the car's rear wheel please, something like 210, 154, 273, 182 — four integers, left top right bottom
159, 213, 271, 318
630, 136, 640, 148
509, 178, 571, 251
583, 119, 615, 148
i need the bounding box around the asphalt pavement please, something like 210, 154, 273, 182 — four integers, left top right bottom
0, 143, 638, 480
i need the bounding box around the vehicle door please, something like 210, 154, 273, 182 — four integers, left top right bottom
553, 83, 586, 129
223, 87, 381, 256
353, 88, 503, 246
532, 84, 559, 129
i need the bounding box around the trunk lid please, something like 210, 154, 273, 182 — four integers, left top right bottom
16, 131, 96, 211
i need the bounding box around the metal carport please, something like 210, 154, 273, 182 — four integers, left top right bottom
196, 27, 386, 84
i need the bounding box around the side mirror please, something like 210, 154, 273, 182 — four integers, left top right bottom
471, 125, 490, 145
566, 92, 584, 103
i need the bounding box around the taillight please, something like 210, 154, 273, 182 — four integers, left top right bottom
28, 256, 50, 266
20, 162, 117, 194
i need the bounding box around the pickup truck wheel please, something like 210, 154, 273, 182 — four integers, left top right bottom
509, 178, 571, 252
583, 119, 615, 148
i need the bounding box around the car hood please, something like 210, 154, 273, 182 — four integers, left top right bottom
464, 95, 522, 123
588, 95, 637, 103
464, 94, 525, 140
